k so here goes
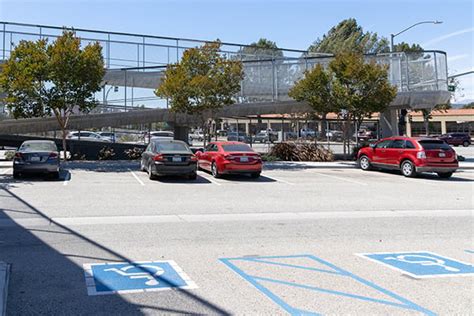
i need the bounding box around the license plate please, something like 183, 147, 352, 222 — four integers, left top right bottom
30, 156, 41, 162
240, 157, 248, 162
439, 152, 446, 158
172, 157, 181, 162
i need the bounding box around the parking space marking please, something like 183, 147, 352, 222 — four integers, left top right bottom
129, 169, 145, 186
63, 171, 71, 186
262, 175, 295, 185
220, 254, 434, 315
197, 172, 222, 185
310, 171, 368, 186
1, 168, 11, 175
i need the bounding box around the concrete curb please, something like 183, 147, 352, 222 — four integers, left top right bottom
0, 262, 10, 316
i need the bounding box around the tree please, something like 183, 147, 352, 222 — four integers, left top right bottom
308, 19, 389, 54
238, 38, 283, 60
0, 30, 105, 160
329, 53, 397, 153
462, 102, 474, 109
155, 41, 244, 144
288, 64, 335, 137
393, 42, 423, 54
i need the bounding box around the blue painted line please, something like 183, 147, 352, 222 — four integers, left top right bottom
220, 254, 436, 316
220, 258, 319, 316
252, 275, 411, 310
242, 257, 340, 276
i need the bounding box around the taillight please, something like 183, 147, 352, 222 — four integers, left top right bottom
190, 155, 198, 162
417, 151, 426, 159
153, 154, 164, 161
49, 152, 58, 158
14, 152, 23, 159
224, 155, 235, 161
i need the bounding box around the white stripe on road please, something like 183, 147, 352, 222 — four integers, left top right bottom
63, 171, 71, 186
311, 171, 368, 186
262, 175, 295, 185
129, 169, 145, 186
197, 172, 222, 185
1, 168, 11, 175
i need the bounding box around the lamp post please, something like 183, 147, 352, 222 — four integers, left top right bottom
390, 20, 443, 52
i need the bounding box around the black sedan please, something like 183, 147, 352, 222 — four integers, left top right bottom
13, 140, 60, 179
141, 140, 197, 180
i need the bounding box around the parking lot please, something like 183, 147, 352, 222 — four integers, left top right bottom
1, 158, 473, 315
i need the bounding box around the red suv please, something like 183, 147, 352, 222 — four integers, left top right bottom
358, 137, 458, 178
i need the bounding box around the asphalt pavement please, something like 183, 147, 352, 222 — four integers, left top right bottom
0, 161, 473, 315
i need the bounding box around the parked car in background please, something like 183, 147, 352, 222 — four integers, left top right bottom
357, 137, 458, 178
140, 140, 197, 180
195, 141, 262, 178
190, 131, 204, 141
216, 129, 228, 137
227, 132, 250, 143
13, 140, 60, 179
326, 130, 343, 141
254, 132, 278, 143
67, 131, 111, 142
438, 133, 471, 147
300, 128, 317, 138
97, 132, 116, 142
146, 131, 174, 140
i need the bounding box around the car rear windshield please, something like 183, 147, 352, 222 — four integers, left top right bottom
222, 144, 253, 152
155, 142, 189, 152
418, 140, 451, 150
20, 142, 57, 152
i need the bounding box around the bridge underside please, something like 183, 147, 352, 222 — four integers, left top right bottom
0, 90, 450, 134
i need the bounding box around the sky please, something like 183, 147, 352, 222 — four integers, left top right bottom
1, 0, 473, 102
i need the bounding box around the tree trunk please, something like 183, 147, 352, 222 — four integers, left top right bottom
424, 115, 430, 136
321, 113, 327, 141
61, 128, 68, 161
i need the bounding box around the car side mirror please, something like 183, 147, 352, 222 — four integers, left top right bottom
195, 151, 202, 156
369, 143, 376, 149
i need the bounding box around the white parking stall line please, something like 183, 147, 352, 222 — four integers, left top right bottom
129, 169, 145, 186
197, 172, 222, 185
262, 175, 295, 185
311, 171, 368, 186
1, 168, 11, 175
63, 171, 71, 186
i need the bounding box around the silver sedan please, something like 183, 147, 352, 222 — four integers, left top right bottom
13, 140, 60, 179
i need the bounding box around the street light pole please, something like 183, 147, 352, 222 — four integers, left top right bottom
390, 20, 442, 52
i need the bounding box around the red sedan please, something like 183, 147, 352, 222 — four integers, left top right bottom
195, 142, 262, 178
357, 137, 458, 178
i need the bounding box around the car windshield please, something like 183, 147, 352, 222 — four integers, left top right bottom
418, 140, 451, 150
222, 144, 253, 152
100, 133, 113, 136
20, 142, 57, 152
155, 142, 189, 152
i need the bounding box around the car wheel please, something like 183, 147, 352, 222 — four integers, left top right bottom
140, 160, 146, 172
463, 141, 470, 147
437, 172, 453, 179
358, 155, 371, 171
188, 172, 197, 180
148, 163, 156, 180
250, 172, 261, 178
401, 160, 416, 177
50, 171, 60, 180
211, 162, 221, 178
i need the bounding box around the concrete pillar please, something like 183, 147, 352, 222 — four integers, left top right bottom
380, 109, 399, 138
245, 122, 249, 134
406, 117, 412, 137
318, 121, 322, 133
441, 120, 447, 134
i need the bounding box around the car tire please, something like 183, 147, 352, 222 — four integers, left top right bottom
140, 160, 146, 172
13, 171, 20, 179
401, 160, 417, 177
50, 171, 60, 180
437, 172, 453, 179
211, 162, 221, 178
463, 141, 470, 147
250, 172, 261, 178
148, 163, 156, 180
188, 172, 197, 180
358, 155, 371, 171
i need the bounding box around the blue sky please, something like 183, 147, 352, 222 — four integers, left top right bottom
1, 0, 473, 101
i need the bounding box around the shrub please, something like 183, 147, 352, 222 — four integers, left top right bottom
260, 154, 279, 162
98, 146, 115, 160
270, 142, 334, 162
124, 147, 144, 160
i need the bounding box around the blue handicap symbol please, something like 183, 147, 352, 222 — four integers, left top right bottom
361, 251, 474, 278
220, 254, 435, 315
84, 260, 196, 295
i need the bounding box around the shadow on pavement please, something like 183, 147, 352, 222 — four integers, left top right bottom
0, 187, 230, 315
63, 160, 140, 173
153, 175, 212, 184
374, 169, 473, 182
263, 161, 355, 171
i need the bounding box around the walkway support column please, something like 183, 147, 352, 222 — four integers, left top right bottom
380, 109, 399, 138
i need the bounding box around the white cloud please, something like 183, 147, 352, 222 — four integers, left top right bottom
422, 27, 474, 47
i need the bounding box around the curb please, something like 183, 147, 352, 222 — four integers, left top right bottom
0, 262, 10, 316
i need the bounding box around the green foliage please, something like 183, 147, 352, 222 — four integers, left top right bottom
329, 52, 398, 124
308, 19, 388, 54
288, 64, 335, 117
124, 147, 144, 160
462, 102, 474, 109
98, 146, 115, 160
155, 41, 244, 117
393, 42, 423, 53
238, 38, 283, 59
4, 151, 15, 161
